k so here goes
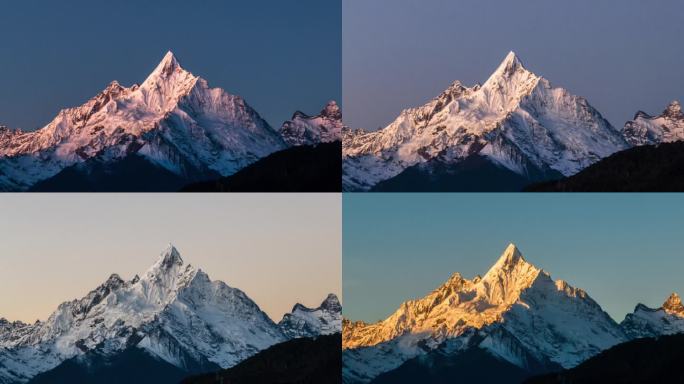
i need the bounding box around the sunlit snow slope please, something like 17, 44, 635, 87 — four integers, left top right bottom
342, 244, 626, 383
342, 52, 629, 191
0, 52, 286, 191
0, 245, 340, 384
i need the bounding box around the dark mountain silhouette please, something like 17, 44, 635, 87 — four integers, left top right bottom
28, 154, 214, 192
371, 155, 561, 192
182, 334, 341, 384
526, 141, 684, 192
370, 345, 559, 384
27, 347, 218, 384
525, 334, 684, 384
181, 141, 341, 192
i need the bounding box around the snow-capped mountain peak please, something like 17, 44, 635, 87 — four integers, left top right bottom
279, 100, 343, 146
662, 292, 684, 315
621, 292, 684, 339
278, 294, 342, 339
138, 244, 197, 309
484, 51, 536, 87
154, 243, 185, 269
664, 100, 683, 118
0, 245, 291, 383
138, 51, 199, 112
148, 51, 183, 79
623, 100, 684, 146
480, 243, 542, 305
320, 293, 343, 312
0, 51, 286, 191
486, 243, 526, 273
493, 51, 523, 74
342, 52, 628, 191
342, 244, 625, 383
321, 100, 342, 120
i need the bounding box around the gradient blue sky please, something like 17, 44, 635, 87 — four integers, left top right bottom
344, 194, 684, 323
343, 0, 684, 131
0, 0, 340, 130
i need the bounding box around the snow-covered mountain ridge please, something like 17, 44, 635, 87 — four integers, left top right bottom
620, 292, 684, 339
342, 244, 628, 383
0, 51, 340, 191
278, 293, 342, 339
342, 52, 629, 191
280, 100, 343, 146
623, 100, 684, 146
0, 245, 340, 384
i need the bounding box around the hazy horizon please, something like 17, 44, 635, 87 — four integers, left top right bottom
0, 194, 341, 323
343, 0, 684, 131
0, 0, 341, 131
344, 194, 684, 324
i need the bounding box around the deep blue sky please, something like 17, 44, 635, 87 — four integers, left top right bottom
0, 0, 340, 130
344, 194, 684, 323
343, 0, 684, 131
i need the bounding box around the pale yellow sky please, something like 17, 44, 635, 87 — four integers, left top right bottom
0, 194, 341, 323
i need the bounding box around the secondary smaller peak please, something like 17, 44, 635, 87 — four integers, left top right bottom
321, 100, 342, 120
663, 292, 684, 314
321, 293, 342, 312
664, 100, 683, 118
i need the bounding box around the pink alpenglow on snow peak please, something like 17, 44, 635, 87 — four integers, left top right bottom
0, 51, 311, 191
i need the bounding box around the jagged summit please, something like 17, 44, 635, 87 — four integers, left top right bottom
104, 273, 124, 286
492, 243, 525, 268
290, 293, 341, 313
623, 99, 684, 146
278, 293, 342, 339
444, 271, 466, 286
279, 100, 343, 146
0, 49, 286, 191
343, 51, 627, 191
321, 100, 342, 120
483, 243, 537, 280
321, 293, 342, 312
158, 243, 184, 268
481, 51, 541, 110
663, 292, 684, 314
664, 100, 683, 118
481, 244, 542, 305
486, 51, 529, 83
0, 245, 288, 383
146, 50, 185, 80
343, 245, 626, 383
621, 292, 684, 339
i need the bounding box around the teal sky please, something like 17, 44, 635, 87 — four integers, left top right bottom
0, 194, 341, 323
343, 194, 684, 323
